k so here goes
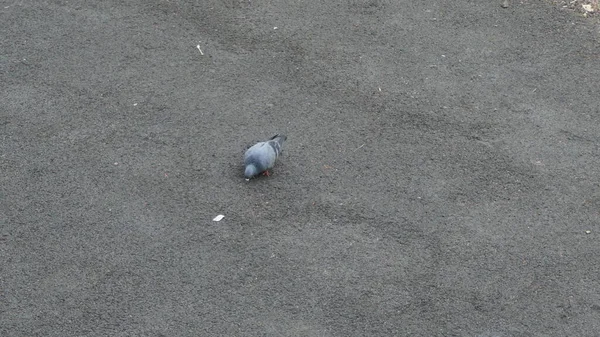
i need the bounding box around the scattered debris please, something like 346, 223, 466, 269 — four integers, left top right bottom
585, 230, 591, 234
553, 0, 599, 16
354, 143, 365, 151
501, 0, 509, 8
213, 214, 224, 222
196, 44, 204, 55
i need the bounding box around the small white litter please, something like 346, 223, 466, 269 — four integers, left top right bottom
213, 214, 225, 222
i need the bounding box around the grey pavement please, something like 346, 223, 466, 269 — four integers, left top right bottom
2, 1, 600, 336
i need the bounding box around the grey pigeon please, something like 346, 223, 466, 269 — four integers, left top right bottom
244, 134, 287, 179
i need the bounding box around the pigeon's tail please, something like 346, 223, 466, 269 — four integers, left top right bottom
270, 134, 287, 147
245, 164, 258, 178
267, 134, 287, 157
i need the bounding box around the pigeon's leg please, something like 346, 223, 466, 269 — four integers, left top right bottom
262, 170, 271, 177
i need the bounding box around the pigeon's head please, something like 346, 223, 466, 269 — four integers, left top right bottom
244, 164, 258, 179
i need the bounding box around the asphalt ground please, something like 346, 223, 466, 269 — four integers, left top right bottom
2, 0, 600, 336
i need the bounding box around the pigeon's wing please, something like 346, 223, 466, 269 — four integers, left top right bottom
243, 135, 287, 178
265, 135, 286, 159
244, 142, 276, 171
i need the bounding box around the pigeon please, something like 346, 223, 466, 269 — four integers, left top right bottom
244, 134, 287, 179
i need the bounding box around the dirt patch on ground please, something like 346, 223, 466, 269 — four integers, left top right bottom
547, 0, 600, 16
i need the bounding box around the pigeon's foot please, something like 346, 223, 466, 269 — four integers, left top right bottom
262, 170, 271, 177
